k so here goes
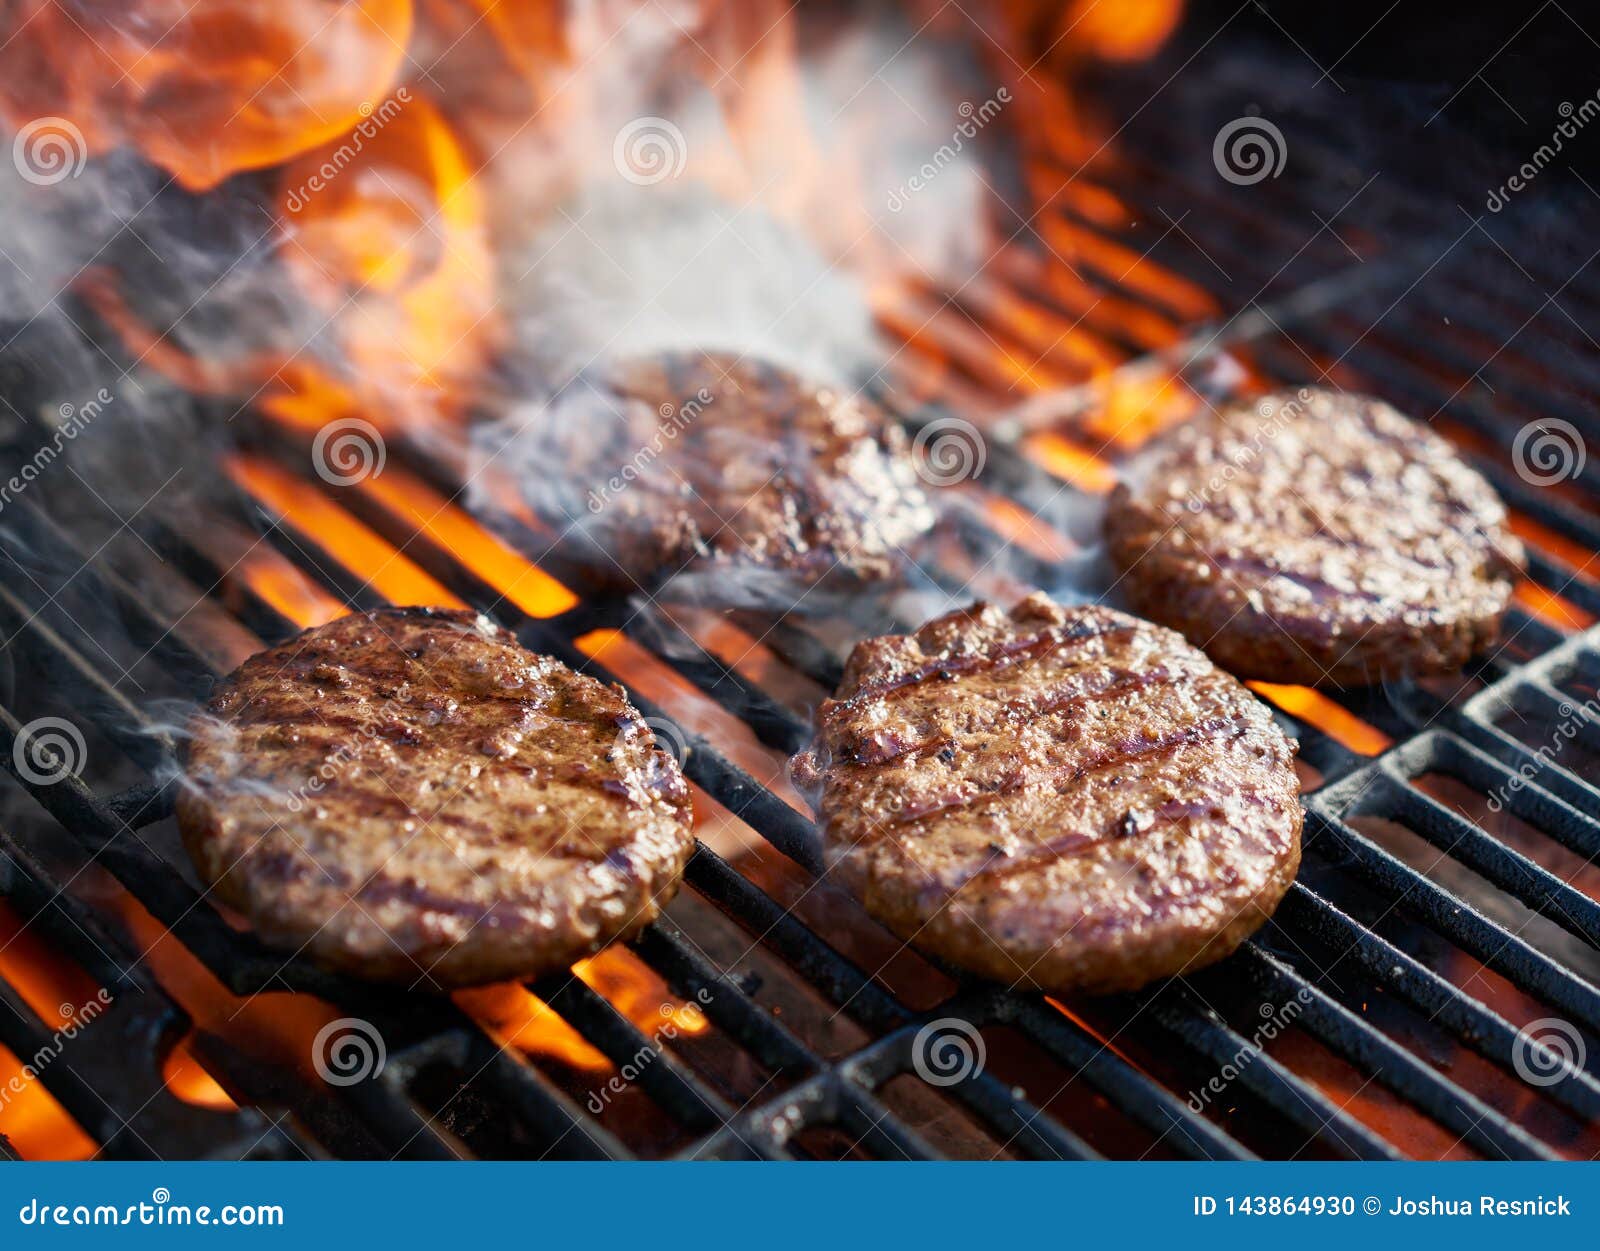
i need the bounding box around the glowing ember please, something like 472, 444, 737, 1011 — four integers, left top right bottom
352, 466, 577, 618
225, 454, 464, 612
1249, 683, 1393, 756
162, 1036, 238, 1112
0, 901, 105, 1158
0, 1042, 96, 1160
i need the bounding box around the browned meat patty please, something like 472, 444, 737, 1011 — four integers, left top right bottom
1104, 388, 1525, 687
177, 608, 694, 989
532, 351, 935, 595
790, 594, 1302, 995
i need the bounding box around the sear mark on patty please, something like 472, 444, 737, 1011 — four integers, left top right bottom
178, 607, 695, 990
791, 594, 1302, 995
1103, 388, 1525, 687
526, 351, 936, 600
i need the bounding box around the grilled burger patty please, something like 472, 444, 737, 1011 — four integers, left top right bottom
541, 351, 935, 593
1104, 388, 1525, 686
178, 608, 694, 988
791, 594, 1302, 995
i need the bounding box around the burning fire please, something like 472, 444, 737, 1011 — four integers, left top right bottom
0, 901, 100, 1159
270, 93, 500, 436
457, 951, 710, 1075
0, 1, 415, 191
15, 0, 1581, 1164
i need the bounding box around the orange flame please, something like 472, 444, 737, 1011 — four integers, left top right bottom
0, 0, 413, 191
271, 93, 499, 436
0, 901, 102, 1158
1249, 683, 1393, 756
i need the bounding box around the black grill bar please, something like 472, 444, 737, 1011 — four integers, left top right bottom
1276, 884, 1600, 1122
532, 972, 738, 1139
11, 391, 1600, 1158
1305, 792, 1600, 1038
3, 96, 1599, 1161
1144, 981, 1403, 1161
1236, 943, 1561, 1161
0, 830, 298, 1160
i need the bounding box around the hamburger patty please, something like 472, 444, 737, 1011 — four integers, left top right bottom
1104, 388, 1525, 686
536, 351, 935, 594
790, 594, 1302, 995
178, 608, 694, 989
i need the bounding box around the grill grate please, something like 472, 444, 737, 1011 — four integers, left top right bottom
3, 45, 1599, 1161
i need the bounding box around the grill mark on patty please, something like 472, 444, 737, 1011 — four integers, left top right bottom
798, 594, 1303, 996
834, 620, 1137, 708
830, 664, 1188, 766
179, 607, 695, 988
283, 786, 630, 850
873, 713, 1252, 829
955, 790, 1288, 890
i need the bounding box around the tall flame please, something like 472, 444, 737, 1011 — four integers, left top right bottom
0, 0, 414, 190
